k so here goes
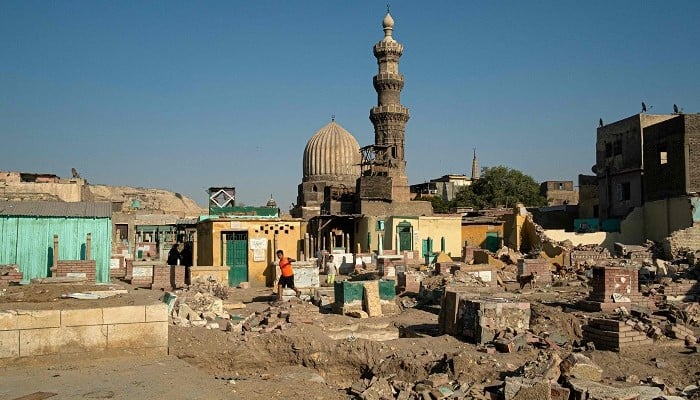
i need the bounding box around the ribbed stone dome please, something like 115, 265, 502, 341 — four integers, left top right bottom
303, 121, 361, 181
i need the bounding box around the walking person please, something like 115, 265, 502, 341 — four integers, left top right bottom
326, 254, 338, 285
276, 250, 300, 301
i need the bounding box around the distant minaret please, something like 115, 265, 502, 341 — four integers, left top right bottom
471, 148, 479, 180
369, 9, 411, 201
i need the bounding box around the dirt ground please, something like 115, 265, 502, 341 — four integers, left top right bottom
1, 279, 699, 399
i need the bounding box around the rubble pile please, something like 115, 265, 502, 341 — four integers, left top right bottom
0, 264, 22, 285
419, 273, 492, 306
344, 346, 698, 400
581, 312, 699, 352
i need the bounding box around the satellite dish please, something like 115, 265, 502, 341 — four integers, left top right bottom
641, 102, 647, 113
673, 104, 679, 114
598, 118, 604, 127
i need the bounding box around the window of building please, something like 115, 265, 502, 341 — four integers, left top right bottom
658, 143, 668, 165
605, 142, 612, 158
613, 139, 622, 156
617, 182, 631, 201
376, 220, 385, 231
558, 183, 564, 190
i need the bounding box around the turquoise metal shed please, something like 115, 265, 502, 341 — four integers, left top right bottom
0, 201, 112, 283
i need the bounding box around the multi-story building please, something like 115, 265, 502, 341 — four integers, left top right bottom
643, 114, 700, 201
595, 113, 675, 220
539, 180, 578, 206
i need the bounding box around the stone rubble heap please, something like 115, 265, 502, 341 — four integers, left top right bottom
347, 348, 700, 400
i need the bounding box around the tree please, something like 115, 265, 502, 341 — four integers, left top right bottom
413, 195, 451, 213
451, 166, 546, 209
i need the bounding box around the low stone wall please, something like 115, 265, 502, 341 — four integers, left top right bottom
52, 260, 97, 282
190, 265, 230, 286
152, 264, 186, 290
0, 303, 168, 363
109, 254, 127, 278
453, 264, 498, 287
517, 258, 552, 284
582, 318, 652, 351
460, 298, 530, 344
438, 288, 529, 344
122, 260, 187, 290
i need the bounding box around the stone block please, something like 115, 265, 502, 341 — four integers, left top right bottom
0, 330, 19, 357
504, 377, 551, 400
0, 310, 18, 331
363, 281, 383, 317
61, 308, 103, 326
103, 305, 146, 324
19, 325, 108, 356
145, 303, 168, 322
560, 353, 603, 382
16, 309, 61, 329
107, 322, 168, 349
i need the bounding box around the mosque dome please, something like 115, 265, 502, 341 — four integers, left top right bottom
303, 120, 361, 181
266, 194, 277, 208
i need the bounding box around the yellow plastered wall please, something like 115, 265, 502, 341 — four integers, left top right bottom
197, 218, 302, 287
461, 224, 504, 249
417, 215, 462, 256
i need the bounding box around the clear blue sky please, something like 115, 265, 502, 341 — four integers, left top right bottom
2, 1, 699, 210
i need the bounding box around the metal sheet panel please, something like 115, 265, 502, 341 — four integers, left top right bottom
0, 216, 112, 283
0, 201, 112, 218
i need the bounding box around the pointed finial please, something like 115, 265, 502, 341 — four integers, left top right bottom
331, 114, 335, 122
473, 147, 476, 158
387, 3, 390, 14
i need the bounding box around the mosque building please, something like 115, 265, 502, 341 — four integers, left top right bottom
292, 10, 461, 259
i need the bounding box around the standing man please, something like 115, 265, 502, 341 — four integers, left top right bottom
276, 250, 300, 300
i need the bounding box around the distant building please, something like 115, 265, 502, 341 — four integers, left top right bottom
410, 174, 472, 202
409, 149, 480, 202
643, 114, 700, 201
595, 113, 676, 220
539, 180, 578, 206
577, 174, 599, 219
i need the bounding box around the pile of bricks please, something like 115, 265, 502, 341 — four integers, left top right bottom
668, 323, 696, 341
517, 258, 552, 284
582, 318, 652, 351
569, 250, 611, 265
52, 260, 96, 282
662, 282, 700, 301
435, 262, 463, 275
151, 265, 186, 291
0, 265, 22, 285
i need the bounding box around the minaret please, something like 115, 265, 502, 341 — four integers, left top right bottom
471, 148, 479, 180
369, 9, 411, 201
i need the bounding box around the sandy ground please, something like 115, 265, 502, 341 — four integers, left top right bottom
1, 279, 699, 399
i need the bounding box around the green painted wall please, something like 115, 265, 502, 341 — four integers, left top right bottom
0, 216, 112, 283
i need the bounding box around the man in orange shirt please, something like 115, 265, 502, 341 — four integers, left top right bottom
276, 250, 300, 301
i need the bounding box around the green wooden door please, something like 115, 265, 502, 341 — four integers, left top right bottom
398, 221, 412, 251
226, 232, 248, 287
485, 232, 499, 252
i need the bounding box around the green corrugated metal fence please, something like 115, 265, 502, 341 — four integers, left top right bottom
0, 216, 112, 283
